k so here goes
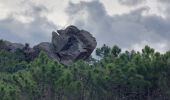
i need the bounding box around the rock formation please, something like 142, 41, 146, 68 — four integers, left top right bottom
0, 40, 24, 52
0, 26, 97, 65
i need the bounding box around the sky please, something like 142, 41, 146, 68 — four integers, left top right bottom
0, 0, 170, 52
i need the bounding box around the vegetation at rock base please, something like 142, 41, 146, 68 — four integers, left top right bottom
0, 44, 170, 100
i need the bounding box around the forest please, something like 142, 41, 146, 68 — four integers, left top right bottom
0, 44, 170, 100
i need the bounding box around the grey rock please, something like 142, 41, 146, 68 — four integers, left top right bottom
52, 31, 68, 52
0, 40, 24, 52
34, 42, 60, 61
51, 25, 97, 65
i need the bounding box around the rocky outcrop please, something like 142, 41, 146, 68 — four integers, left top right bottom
0, 25, 97, 65
0, 40, 24, 52
33, 42, 60, 61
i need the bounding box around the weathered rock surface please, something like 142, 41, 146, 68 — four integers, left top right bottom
0, 25, 97, 65
0, 40, 24, 52
34, 42, 60, 61
51, 26, 97, 65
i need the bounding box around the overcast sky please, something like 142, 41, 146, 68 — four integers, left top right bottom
0, 0, 170, 52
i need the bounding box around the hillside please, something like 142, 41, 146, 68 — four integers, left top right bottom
0, 44, 170, 100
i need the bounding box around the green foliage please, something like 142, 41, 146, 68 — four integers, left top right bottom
0, 45, 170, 100
96, 44, 111, 58
0, 39, 4, 44
0, 50, 27, 73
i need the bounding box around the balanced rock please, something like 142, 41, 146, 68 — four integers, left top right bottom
37, 25, 97, 65
52, 26, 97, 59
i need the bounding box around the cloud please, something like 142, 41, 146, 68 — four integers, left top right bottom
118, 0, 146, 6
156, 0, 170, 17
0, 0, 57, 46
158, 0, 170, 3
0, 0, 170, 53
66, 1, 170, 52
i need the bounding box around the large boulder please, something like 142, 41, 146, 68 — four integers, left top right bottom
51, 25, 97, 65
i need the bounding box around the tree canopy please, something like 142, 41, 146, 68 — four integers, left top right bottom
0, 45, 170, 100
